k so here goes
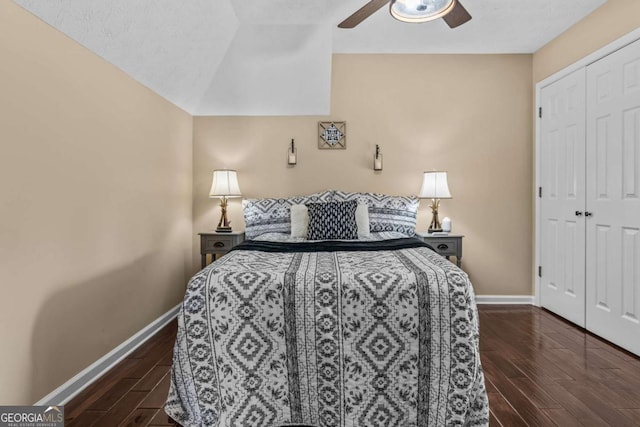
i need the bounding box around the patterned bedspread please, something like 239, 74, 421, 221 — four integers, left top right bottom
166, 239, 488, 426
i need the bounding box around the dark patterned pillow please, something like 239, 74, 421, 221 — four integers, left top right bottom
332, 191, 419, 236
306, 201, 358, 240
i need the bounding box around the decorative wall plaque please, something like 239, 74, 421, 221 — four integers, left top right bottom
318, 121, 346, 149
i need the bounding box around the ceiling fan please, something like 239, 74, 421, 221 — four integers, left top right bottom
338, 0, 472, 29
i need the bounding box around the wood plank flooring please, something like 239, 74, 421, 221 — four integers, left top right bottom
64, 321, 177, 427
64, 305, 640, 426
480, 306, 640, 426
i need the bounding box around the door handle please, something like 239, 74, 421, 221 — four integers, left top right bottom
575, 211, 583, 216
585, 211, 593, 217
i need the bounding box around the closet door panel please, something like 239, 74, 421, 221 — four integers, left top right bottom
586, 38, 640, 356
539, 69, 586, 327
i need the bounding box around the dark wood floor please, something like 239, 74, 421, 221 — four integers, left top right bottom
64, 305, 640, 426
63, 321, 177, 427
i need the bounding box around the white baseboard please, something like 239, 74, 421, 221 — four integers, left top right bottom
35, 303, 181, 406
475, 295, 535, 305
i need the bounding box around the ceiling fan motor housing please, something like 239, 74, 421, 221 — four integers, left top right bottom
337, 0, 470, 29
390, 0, 457, 23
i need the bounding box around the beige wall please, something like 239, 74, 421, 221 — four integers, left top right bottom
533, 0, 640, 83
194, 54, 533, 297
0, 2, 193, 404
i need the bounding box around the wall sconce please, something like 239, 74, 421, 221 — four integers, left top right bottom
288, 138, 297, 165
373, 144, 383, 171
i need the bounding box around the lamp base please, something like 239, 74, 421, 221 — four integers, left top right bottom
428, 199, 443, 233
216, 196, 233, 233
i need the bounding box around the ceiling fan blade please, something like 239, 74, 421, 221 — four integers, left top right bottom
338, 0, 390, 29
443, 0, 472, 28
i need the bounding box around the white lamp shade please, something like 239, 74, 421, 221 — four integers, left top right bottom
419, 171, 452, 199
390, 0, 455, 23
209, 170, 242, 198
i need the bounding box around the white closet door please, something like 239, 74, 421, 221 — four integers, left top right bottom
539, 69, 587, 327
586, 38, 640, 356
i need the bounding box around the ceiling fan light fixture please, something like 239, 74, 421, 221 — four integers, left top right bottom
390, 0, 456, 23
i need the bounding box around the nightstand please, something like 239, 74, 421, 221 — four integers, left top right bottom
199, 231, 245, 268
418, 233, 463, 267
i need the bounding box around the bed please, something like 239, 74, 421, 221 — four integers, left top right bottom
165, 191, 488, 426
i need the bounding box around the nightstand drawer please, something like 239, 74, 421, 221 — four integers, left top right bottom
418, 233, 463, 267
429, 239, 458, 256
203, 236, 234, 252
199, 231, 245, 269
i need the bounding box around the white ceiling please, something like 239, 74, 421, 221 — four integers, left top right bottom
15, 0, 607, 115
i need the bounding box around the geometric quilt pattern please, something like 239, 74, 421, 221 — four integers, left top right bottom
165, 240, 489, 426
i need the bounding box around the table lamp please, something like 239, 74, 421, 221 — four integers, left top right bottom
419, 171, 452, 233
209, 170, 242, 232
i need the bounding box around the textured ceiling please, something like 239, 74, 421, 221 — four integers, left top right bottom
14, 0, 607, 115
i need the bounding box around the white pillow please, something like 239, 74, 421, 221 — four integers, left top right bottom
290, 204, 309, 238
356, 204, 370, 238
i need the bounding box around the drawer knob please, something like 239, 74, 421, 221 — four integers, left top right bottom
214, 241, 225, 248
437, 244, 449, 250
